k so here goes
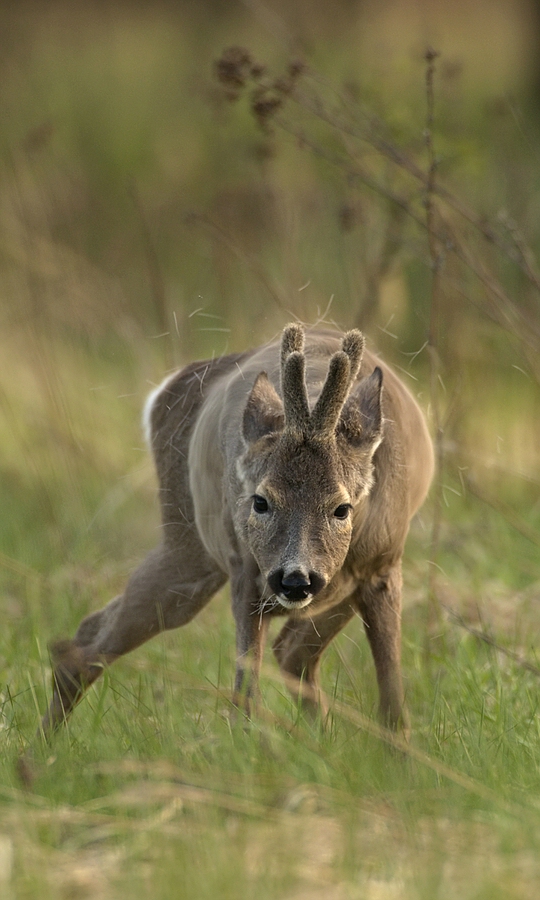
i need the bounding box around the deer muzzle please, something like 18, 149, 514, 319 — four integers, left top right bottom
267, 568, 327, 609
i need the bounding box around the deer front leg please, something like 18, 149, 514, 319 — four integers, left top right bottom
230, 555, 269, 717
354, 563, 408, 735
273, 598, 356, 716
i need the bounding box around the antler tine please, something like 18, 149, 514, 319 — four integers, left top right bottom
280, 322, 304, 373
282, 351, 310, 432
341, 329, 365, 386
278, 325, 364, 437
309, 351, 351, 436
279, 324, 309, 432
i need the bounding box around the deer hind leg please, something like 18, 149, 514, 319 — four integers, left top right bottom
41, 543, 225, 737
272, 599, 356, 716
353, 563, 408, 735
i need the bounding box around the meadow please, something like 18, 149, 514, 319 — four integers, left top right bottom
1, 3, 540, 897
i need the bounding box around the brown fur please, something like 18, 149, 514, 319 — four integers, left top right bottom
42, 325, 433, 736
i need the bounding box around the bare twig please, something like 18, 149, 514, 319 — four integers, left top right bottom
355, 202, 407, 330
442, 603, 540, 678
213, 48, 540, 365
274, 107, 540, 382
424, 48, 445, 635
290, 71, 540, 292
464, 475, 540, 550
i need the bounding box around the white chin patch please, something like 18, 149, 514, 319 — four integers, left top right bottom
277, 595, 313, 610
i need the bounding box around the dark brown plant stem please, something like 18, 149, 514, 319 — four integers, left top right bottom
443, 603, 540, 678
424, 47, 445, 637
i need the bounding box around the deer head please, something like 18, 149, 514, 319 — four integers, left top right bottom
238, 324, 384, 609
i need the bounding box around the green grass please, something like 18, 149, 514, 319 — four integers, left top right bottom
2, 211, 540, 900
1, 435, 540, 898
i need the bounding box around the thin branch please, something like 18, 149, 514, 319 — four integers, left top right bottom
291, 72, 540, 292
424, 47, 445, 633
274, 109, 540, 378
442, 604, 540, 679
464, 475, 540, 550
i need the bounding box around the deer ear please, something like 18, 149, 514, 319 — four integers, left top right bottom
243, 372, 284, 443
337, 367, 383, 449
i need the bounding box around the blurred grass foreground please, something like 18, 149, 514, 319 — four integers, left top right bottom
1, 1, 540, 898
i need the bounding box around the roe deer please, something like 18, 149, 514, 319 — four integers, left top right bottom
42, 324, 433, 737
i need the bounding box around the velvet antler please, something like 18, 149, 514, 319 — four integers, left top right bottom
341, 330, 365, 387
280, 325, 366, 438
309, 328, 366, 434
280, 324, 310, 432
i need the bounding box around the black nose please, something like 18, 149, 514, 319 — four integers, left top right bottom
268, 569, 326, 602
282, 570, 310, 599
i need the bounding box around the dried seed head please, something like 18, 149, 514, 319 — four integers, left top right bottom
288, 59, 306, 80
214, 47, 253, 92
251, 87, 283, 131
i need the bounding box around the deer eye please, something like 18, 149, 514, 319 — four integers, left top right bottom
252, 494, 269, 514
334, 503, 352, 520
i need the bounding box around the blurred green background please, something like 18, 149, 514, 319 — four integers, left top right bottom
1, 0, 539, 567
1, 3, 540, 897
